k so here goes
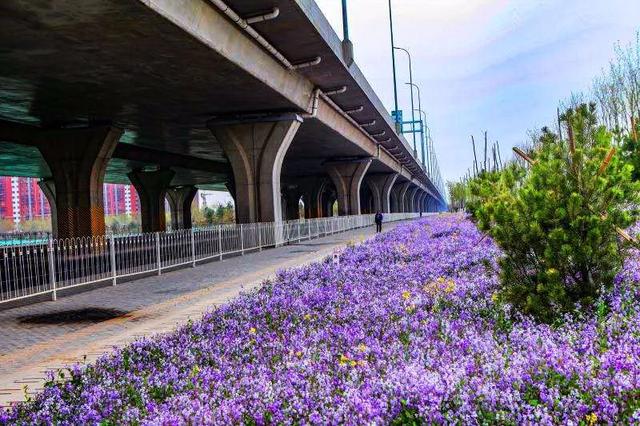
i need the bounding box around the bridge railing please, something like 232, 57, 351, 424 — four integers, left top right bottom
0, 213, 423, 306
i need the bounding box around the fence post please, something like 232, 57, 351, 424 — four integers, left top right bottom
298, 221, 301, 242
218, 225, 223, 260
275, 221, 284, 247
155, 232, 161, 275
240, 224, 245, 255
109, 234, 117, 286
190, 228, 196, 267
258, 223, 263, 251
47, 237, 57, 301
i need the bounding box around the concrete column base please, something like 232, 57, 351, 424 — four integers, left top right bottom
35, 125, 122, 239
364, 173, 398, 213
416, 191, 427, 215
166, 185, 198, 230
407, 186, 419, 213
394, 181, 411, 213
209, 114, 302, 223
326, 158, 372, 216
315, 179, 337, 218
390, 185, 401, 213
426, 195, 436, 212
282, 177, 327, 219
128, 169, 175, 233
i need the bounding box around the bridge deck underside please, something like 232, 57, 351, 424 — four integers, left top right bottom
0, 0, 441, 213
0, 0, 405, 190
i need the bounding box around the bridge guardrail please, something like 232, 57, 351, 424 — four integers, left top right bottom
0, 213, 423, 306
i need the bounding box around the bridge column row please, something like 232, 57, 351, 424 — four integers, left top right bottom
29, 122, 436, 239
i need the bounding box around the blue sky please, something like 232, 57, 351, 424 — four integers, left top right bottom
315, 0, 640, 181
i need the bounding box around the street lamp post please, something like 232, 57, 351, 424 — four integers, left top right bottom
428, 129, 436, 180
388, 0, 399, 129
342, 0, 349, 40
394, 47, 416, 155
414, 109, 428, 169
341, 0, 354, 66
406, 82, 425, 168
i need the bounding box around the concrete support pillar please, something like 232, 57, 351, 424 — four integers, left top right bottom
303, 183, 322, 219
403, 186, 414, 212
314, 180, 337, 218
223, 181, 238, 222
405, 185, 417, 212
224, 181, 236, 203
326, 159, 372, 216
290, 177, 325, 219
282, 186, 303, 221
360, 188, 375, 214
425, 195, 434, 212
416, 191, 427, 214
365, 173, 398, 213
166, 185, 198, 230
37, 178, 57, 237
390, 185, 401, 213
417, 190, 427, 213
128, 169, 175, 233
362, 179, 382, 213
407, 186, 419, 212
35, 126, 122, 239
381, 174, 399, 213
209, 114, 302, 223
324, 196, 337, 217
397, 182, 411, 213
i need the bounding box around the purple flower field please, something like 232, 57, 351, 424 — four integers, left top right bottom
2, 215, 640, 424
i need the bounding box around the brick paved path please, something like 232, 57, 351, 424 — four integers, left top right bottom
0, 222, 404, 407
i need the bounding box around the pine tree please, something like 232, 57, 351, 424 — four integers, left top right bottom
472, 103, 640, 322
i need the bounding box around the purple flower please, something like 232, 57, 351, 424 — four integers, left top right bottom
2, 215, 640, 424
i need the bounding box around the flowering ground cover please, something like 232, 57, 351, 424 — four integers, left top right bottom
2, 215, 640, 424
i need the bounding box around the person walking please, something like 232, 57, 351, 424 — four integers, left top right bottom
374, 211, 383, 233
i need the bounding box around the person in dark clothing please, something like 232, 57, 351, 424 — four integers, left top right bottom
374, 211, 383, 233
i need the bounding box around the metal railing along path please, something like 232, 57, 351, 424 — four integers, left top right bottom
0, 213, 422, 306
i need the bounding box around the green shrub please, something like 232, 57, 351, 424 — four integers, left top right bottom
471, 103, 640, 323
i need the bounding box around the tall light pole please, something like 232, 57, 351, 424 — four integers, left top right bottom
394, 47, 416, 155
342, 0, 349, 40
388, 0, 399, 129
341, 0, 354, 66
428, 129, 436, 180
414, 109, 428, 169
406, 82, 425, 168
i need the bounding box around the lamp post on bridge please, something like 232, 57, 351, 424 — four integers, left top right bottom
406, 82, 426, 169
414, 109, 428, 171
394, 47, 416, 156
341, 0, 354, 66
388, 0, 400, 132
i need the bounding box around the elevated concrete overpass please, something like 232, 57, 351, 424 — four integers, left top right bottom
0, 0, 446, 238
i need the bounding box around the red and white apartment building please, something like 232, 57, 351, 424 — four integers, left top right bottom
0, 177, 140, 225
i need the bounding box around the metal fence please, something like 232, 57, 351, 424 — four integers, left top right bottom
0, 213, 420, 306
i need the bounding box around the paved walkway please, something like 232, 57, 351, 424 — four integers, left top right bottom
0, 222, 404, 407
